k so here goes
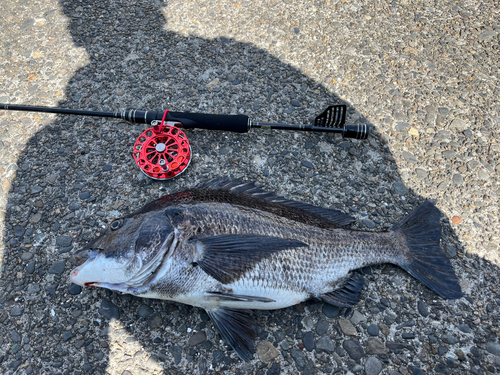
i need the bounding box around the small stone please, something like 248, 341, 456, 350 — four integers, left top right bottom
452, 216, 462, 225
362, 219, 376, 229
315, 336, 335, 353
303, 332, 314, 351
31, 185, 43, 194
350, 311, 366, 325
322, 303, 340, 318
416, 168, 428, 180
343, 339, 364, 360
10, 307, 24, 317
438, 346, 448, 356
367, 324, 379, 336
290, 348, 306, 370
102, 164, 113, 171
392, 182, 409, 195
27, 261, 35, 274
478, 30, 497, 41
21, 252, 33, 261
301, 160, 315, 169
458, 324, 471, 334
63, 331, 73, 342
365, 356, 383, 375
411, 366, 425, 375
79, 191, 91, 200
256, 340, 279, 363
316, 319, 329, 335
452, 174, 464, 186
30, 213, 42, 224
27, 284, 40, 294
403, 151, 418, 164
69, 202, 80, 211
44, 285, 57, 297
339, 319, 358, 336
68, 284, 82, 295
486, 342, 500, 357
438, 107, 450, 116
169, 346, 182, 364
11, 331, 21, 342
48, 261, 65, 274
402, 332, 415, 339
148, 313, 163, 329
366, 338, 388, 355
442, 334, 459, 345
290, 99, 301, 107
188, 332, 207, 347
14, 226, 25, 237
417, 300, 429, 317
56, 236, 73, 247
98, 300, 120, 320
137, 304, 154, 318
450, 118, 467, 130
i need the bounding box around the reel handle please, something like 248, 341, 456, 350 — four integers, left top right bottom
121, 109, 250, 133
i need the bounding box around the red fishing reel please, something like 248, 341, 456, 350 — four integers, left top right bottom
132, 111, 192, 180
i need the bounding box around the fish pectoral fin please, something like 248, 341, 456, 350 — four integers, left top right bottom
191, 234, 308, 284
206, 307, 255, 361
320, 272, 365, 308
205, 291, 276, 303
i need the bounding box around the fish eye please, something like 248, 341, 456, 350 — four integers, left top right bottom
109, 219, 124, 231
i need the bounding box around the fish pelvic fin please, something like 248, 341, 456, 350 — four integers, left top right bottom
206, 308, 255, 361
320, 272, 364, 308
391, 201, 463, 299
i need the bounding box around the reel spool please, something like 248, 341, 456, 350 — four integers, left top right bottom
132, 119, 192, 180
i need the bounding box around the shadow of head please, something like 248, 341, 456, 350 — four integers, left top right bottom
0, 0, 478, 373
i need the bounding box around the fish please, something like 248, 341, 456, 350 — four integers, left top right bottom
70, 178, 462, 360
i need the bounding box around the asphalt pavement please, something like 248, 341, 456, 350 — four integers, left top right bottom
0, 0, 499, 374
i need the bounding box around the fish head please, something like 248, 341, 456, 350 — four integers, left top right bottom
70, 210, 175, 289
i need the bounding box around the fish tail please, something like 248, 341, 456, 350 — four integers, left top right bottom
391, 201, 462, 299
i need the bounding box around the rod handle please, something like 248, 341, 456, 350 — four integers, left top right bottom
166, 111, 250, 133
343, 124, 370, 139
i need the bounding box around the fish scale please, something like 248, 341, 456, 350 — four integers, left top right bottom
70, 179, 462, 361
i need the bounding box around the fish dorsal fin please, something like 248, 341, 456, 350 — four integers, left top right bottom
195, 178, 355, 228
205, 291, 275, 303
320, 272, 365, 308
206, 308, 255, 361
191, 234, 308, 284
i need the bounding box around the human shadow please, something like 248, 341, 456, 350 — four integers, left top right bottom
1, 0, 496, 374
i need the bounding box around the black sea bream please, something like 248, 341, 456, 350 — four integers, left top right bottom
70, 179, 462, 360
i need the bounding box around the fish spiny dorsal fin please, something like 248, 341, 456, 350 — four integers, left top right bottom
194, 178, 356, 228
206, 308, 255, 361
191, 234, 308, 284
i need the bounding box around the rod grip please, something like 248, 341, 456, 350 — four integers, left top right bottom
343, 124, 370, 139
166, 112, 250, 133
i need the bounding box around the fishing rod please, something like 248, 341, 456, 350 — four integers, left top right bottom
0, 103, 369, 180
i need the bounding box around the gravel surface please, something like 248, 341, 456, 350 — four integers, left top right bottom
1, 0, 499, 374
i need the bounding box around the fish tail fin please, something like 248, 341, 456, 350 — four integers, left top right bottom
391, 201, 462, 299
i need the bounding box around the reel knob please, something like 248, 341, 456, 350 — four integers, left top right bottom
132, 122, 192, 180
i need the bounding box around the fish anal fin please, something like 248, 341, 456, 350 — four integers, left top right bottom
206, 308, 255, 361
320, 273, 364, 308
192, 234, 308, 284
